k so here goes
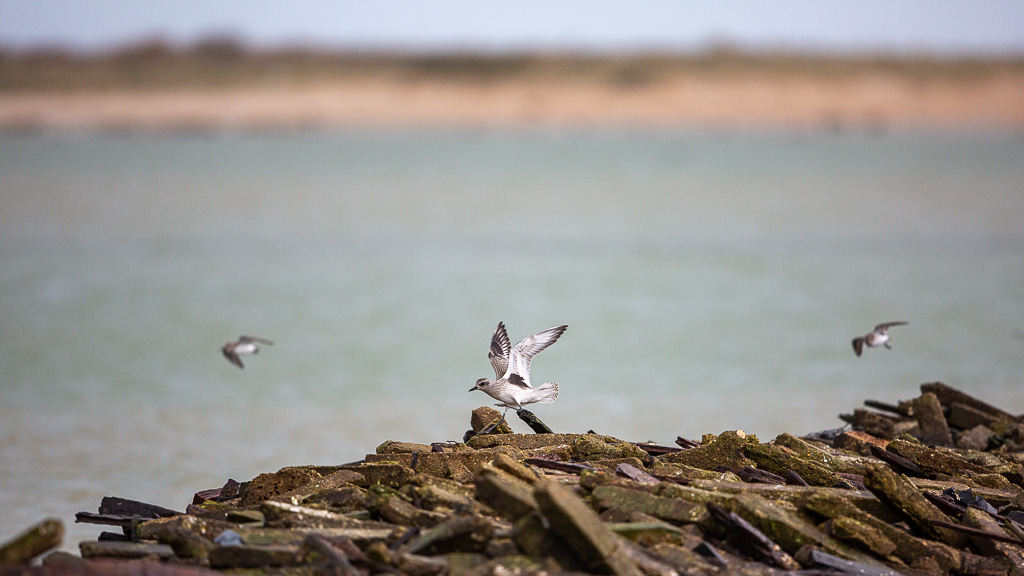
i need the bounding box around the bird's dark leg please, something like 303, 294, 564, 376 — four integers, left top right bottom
884, 343, 892, 350
479, 407, 510, 435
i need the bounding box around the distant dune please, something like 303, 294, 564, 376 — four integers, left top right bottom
2, 47, 1022, 131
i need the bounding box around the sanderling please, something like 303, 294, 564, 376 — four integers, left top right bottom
852, 321, 907, 357
222, 335, 273, 369
471, 322, 567, 430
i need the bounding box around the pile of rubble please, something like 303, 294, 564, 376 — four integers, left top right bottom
2, 381, 1023, 575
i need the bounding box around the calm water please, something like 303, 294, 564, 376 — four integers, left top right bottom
2, 129, 1023, 549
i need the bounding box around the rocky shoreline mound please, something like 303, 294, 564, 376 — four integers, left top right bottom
3, 381, 1024, 575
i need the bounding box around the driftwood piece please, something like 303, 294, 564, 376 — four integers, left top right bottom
923, 491, 966, 517
706, 502, 799, 570
516, 409, 553, 434
785, 470, 810, 486
615, 462, 660, 485
864, 399, 906, 416
523, 458, 598, 474
73, 513, 138, 527
99, 496, 181, 518
928, 519, 1024, 546
796, 548, 903, 576
869, 445, 935, 478
633, 442, 683, 455
675, 437, 700, 449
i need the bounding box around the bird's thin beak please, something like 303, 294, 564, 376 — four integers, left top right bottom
468, 386, 477, 392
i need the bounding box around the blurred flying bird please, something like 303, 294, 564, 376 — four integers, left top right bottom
852, 322, 907, 357
221, 335, 273, 369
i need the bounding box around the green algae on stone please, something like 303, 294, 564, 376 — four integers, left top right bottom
885, 438, 991, 476
648, 461, 736, 482
79, 541, 175, 560
569, 434, 649, 462
773, 433, 872, 475
825, 516, 897, 558
136, 514, 233, 543
657, 430, 758, 470
260, 500, 384, 530
607, 521, 686, 546
591, 485, 707, 524
862, 463, 969, 549
0, 518, 64, 565
208, 544, 300, 569
743, 443, 844, 486
365, 450, 525, 482
466, 432, 585, 451
225, 509, 265, 524
300, 485, 368, 513
725, 493, 881, 566
236, 525, 396, 548
376, 440, 433, 454
587, 457, 649, 473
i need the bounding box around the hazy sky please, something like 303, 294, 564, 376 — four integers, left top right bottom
1, 0, 1022, 55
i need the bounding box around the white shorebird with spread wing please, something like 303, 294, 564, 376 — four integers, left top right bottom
852, 322, 907, 357
470, 322, 567, 430
221, 335, 273, 369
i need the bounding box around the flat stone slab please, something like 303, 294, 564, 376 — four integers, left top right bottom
466, 433, 593, 450
79, 540, 175, 560
208, 545, 298, 568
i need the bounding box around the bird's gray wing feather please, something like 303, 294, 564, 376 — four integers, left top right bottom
505, 325, 567, 387
488, 322, 511, 379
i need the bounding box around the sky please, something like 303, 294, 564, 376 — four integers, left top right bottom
1, 0, 1023, 55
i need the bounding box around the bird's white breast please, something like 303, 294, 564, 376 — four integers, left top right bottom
235, 342, 258, 355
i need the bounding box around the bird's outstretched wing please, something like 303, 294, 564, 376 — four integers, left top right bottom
874, 321, 908, 332
239, 335, 274, 345
488, 322, 511, 380
505, 325, 568, 388
851, 337, 864, 357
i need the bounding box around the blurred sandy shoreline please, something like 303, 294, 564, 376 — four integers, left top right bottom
2, 51, 1023, 131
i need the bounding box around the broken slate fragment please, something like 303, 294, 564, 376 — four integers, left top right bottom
533, 481, 643, 576
214, 530, 244, 547
862, 463, 969, 549
913, 392, 954, 446
0, 518, 64, 565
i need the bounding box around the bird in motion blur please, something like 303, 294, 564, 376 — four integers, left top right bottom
852, 322, 907, 357
471, 322, 567, 431
221, 335, 273, 369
